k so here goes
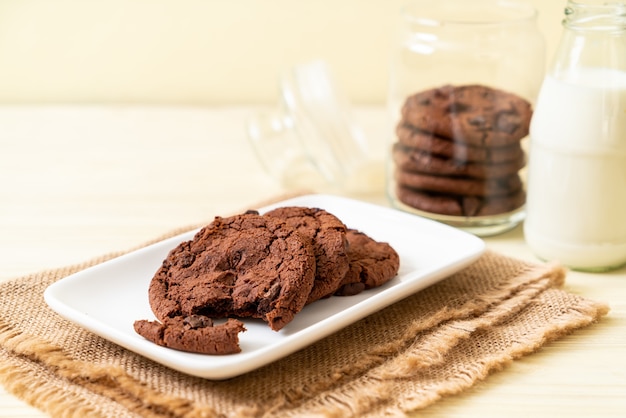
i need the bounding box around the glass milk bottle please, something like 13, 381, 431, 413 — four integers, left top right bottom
525, 0, 626, 271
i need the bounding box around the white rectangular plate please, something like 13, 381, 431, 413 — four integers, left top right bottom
44, 194, 485, 379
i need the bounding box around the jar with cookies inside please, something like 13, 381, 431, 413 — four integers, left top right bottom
387, 0, 545, 236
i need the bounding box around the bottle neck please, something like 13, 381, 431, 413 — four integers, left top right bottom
548, 1, 626, 77
563, 1, 626, 33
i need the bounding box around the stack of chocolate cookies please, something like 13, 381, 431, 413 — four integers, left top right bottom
393, 84, 532, 217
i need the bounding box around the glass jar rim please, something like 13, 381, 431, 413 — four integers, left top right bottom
401, 0, 538, 27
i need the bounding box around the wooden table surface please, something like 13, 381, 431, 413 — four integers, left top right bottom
1, 106, 624, 417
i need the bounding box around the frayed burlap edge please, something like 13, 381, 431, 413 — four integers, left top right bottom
0, 323, 221, 418
280, 287, 609, 417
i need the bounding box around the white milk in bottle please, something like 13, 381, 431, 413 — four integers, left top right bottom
523, 0, 626, 271
524, 68, 626, 270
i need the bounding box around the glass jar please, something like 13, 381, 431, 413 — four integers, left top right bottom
524, 0, 626, 271
387, 0, 545, 236
247, 60, 384, 195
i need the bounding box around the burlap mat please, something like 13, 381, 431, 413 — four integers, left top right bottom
0, 207, 610, 417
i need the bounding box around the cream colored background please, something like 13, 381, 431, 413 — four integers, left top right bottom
0, 0, 563, 105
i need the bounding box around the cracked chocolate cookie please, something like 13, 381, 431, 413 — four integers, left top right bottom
396, 185, 526, 217
400, 84, 532, 147
334, 229, 400, 297
395, 124, 525, 164
392, 143, 525, 179
148, 212, 316, 331
263, 206, 349, 304
395, 170, 523, 197
134, 316, 245, 354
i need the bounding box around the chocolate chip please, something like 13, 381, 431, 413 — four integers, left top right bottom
231, 250, 242, 268
461, 196, 482, 217
258, 282, 282, 314
447, 103, 470, 113
495, 111, 522, 134
183, 315, 213, 329
178, 252, 195, 268
418, 98, 431, 106
264, 281, 281, 300
334, 282, 365, 296
468, 115, 487, 127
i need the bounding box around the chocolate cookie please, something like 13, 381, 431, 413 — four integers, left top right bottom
148, 212, 316, 331
396, 124, 525, 164
334, 229, 400, 297
134, 316, 245, 355
395, 170, 523, 197
396, 185, 526, 217
393, 143, 525, 179
400, 84, 532, 147
263, 206, 350, 304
